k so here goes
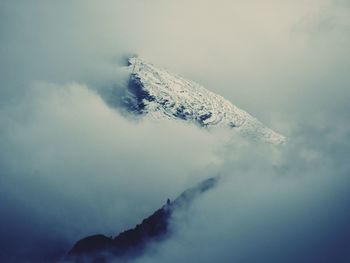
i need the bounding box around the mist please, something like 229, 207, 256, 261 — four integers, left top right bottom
0, 0, 349, 262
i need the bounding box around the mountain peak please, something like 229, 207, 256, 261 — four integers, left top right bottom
123, 57, 286, 144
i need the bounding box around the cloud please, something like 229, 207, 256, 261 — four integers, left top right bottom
0, 0, 349, 262
0, 83, 222, 261
130, 121, 350, 263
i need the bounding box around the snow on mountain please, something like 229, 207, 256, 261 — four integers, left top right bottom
123, 57, 286, 144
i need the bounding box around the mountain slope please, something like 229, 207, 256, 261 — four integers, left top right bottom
67, 177, 219, 262
123, 57, 286, 144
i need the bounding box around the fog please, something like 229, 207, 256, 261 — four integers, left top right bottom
0, 0, 349, 262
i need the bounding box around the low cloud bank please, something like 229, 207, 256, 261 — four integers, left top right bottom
1, 80, 349, 263
132, 122, 350, 263
0, 83, 221, 262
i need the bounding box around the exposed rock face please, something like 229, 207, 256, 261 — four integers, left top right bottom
67, 177, 218, 262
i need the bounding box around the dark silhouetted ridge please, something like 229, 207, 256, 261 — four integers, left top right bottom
67, 177, 219, 262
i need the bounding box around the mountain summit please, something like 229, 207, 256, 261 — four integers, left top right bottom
122, 57, 286, 144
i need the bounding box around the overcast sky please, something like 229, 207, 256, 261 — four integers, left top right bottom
0, 0, 350, 262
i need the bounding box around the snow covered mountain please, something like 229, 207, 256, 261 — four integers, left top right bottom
123, 57, 286, 144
